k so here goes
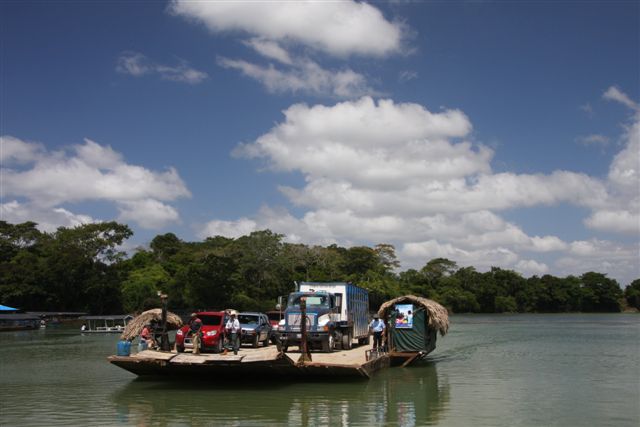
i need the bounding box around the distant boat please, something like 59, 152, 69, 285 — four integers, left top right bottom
0, 313, 40, 331
79, 315, 134, 333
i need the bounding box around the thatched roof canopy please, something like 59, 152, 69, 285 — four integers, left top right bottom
377, 295, 449, 336
120, 308, 183, 341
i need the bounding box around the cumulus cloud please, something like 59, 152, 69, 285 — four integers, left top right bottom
117, 199, 181, 230
516, 259, 549, 276
0, 135, 44, 164
1, 136, 190, 229
199, 217, 258, 240
199, 93, 639, 284
116, 51, 208, 84
1, 200, 96, 232
582, 87, 640, 235
169, 0, 404, 58
557, 239, 639, 282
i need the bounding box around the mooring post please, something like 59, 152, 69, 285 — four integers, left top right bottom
159, 292, 169, 351
297, 296, 312, 364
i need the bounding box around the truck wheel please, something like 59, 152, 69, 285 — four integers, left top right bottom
252, 334, 259, 348
322, 334, 334, 353
342, 332, 352, 350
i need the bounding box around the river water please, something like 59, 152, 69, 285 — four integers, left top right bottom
1, 314, 638, 426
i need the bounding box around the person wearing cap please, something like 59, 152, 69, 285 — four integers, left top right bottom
224, 311, 241, 355
188, 313, 203, 355
369, 314, 385, 351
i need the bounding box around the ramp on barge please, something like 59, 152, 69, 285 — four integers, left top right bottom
109, 346, 389, 380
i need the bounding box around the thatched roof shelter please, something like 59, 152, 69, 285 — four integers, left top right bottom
378, 295, 449, 336
120, 308, 183, 341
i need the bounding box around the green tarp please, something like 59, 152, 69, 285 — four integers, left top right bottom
389, 307, 437, 353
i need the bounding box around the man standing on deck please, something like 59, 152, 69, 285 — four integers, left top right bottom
225, 311, 241, 355
189, 313, 202, 355
369, 314, 385, 351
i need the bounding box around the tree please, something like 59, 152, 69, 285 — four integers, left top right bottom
374, 243, 401, 272
624, 279, 640, 310
121, 264, 171, 313
580, 272, 622, 312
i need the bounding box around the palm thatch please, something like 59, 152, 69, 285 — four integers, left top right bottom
377, 295, 449, 336
120, 308, 183, 341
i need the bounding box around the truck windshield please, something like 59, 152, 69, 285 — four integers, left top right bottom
288, 294, 330, 308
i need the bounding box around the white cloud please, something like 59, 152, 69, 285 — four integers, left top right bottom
1, 200, 96, 232
583, 87, 640, 235
244, 37, 293, 65
199, 217, 258, 240
200, 93, 639, 284
218, 56, 374, 98
516, 259, 549, 276
0, 135, 44, 164
169, 0, 404, 58
116, 51, 208, 84
401, 240, 519, 271
399, 70, 418, 82
1, 136, 190, 230
117, 199, 181, 229
576, 134, 610, 147
585, 210, 639, 234
557, 239, 639, 285
603, 86, 639, 111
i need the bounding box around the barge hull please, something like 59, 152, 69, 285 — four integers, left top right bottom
109, 347, 389, 380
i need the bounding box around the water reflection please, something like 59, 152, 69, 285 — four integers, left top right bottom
111, 363, 450, 427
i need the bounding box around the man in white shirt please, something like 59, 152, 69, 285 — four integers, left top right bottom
369, 314, 385, 351
225, 311, 241, 355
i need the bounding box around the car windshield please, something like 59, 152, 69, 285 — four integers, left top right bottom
238, 315, 259, 325
288, 294, 330, 308
199, 315, 222, 326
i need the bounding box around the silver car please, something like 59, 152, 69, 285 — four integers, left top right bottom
238, 312, 271, 348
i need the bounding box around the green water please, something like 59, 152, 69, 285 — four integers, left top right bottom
1, 314, 638, 426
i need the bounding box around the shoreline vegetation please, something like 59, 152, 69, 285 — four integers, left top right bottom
1, 221, 638, 315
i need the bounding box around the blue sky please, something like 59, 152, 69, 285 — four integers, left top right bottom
1, 1, 638, 285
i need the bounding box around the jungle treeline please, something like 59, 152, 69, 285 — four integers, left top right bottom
1, 221, 638, 314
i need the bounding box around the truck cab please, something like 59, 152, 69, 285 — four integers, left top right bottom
277, 282, 369, 352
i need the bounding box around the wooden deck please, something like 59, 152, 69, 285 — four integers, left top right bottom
108, 345, 389, 380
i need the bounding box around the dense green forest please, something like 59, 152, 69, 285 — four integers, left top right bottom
1, 221, 638, 314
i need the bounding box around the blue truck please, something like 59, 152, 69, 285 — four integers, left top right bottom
277, 282, 370, 352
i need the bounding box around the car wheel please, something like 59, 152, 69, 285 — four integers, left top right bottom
215, 338, 223, 353
177, 345, 184, 353
252, 334, 259, 348
262, 336, 270, 347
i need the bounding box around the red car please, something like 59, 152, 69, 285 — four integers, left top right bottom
175, 311, 227, 353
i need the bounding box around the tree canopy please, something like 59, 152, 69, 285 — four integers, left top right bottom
0, 221, 635, 314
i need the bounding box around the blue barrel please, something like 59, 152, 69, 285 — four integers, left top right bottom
137, 340, 148, 352
117, 340, 131, 356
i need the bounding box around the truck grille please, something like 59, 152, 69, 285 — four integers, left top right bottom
287, 313, 317, 331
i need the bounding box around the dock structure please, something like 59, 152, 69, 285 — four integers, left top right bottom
109, 346, 389, 380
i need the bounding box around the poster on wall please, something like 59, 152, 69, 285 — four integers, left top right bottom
394, 304, 414, 329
